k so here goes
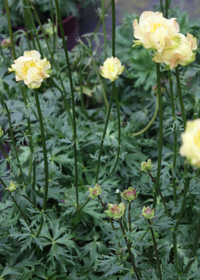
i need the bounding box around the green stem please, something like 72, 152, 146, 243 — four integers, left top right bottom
148, 172, 169, 217
50, 0, 56, 54
79, 59, 87, 117
153, 63, 163, 208
54, 0, 78, 209
128, 202, 131, 232
119, 219, 141, 280
168, 71, 179, 269
4, 0, 16, 59
0, 94, 23, 176
100, 83, 121, 184
111, 0, 115, 57
17, 192, 41, 213
101, 0, 108, 59
0, 178, 35, 235
91, 1, 111, 42
184, 213, 200, 273
34, 90, 48, 236
29, 0, 73, 128
92, 58, 110, 115
168, 70, 177, 209
133, 93, 158, 136
95, 84, 115, 183
148, 219, 162, 279
0, 143, 9, 160
98, 197, 124, 260
160, 0, 164, 13
25, 0, 42, 55
175, 68, 186, 129
23, 0, 32, 49
21, 87, 34, 181
79, 197, 90, 212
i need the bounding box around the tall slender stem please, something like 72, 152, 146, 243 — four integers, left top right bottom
160, 0, 164, 13
153, 63, 163, 208
4, 0, 16, 59
0, 93, 23, 177
95, 86, 115, 183
21, 86, 36, 190
128, 202, 132, 232
176, 68, 186, 129
92, 58, 110, 114
148, 172, 169, 217
0, 178, 35, 235
167, 70, 179, 269
98, 196, 124, 260
34, 90, 48, 237
132, 93, 158, 136
119, 219, 141, 280
148, 219, 162, 280
54, 0, 79, 209
184, 213, 200, 273
29, 0, 73, 128
91, 1, 111, 42
111, 0, 115, 57
101, 0, 108, 59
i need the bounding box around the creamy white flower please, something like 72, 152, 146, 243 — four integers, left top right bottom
100, 57, 124, 82
133, 11, 180, 52
180, 119, 200, 167
153, 33, 197, 69
9, 50, 51, 89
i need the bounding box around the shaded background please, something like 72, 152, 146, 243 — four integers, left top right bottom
80, 0, 199, 42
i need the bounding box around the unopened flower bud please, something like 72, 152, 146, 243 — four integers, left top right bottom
121, 187, 139, 201
142, 206, 155, 219
140, 159, 153, 172
88, 183, 101, 199
1, 38, 11, 49
105, 202, 125, 219
6, 181, 17, 192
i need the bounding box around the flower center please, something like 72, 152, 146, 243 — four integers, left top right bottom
194, 130, 200, 149
107, 63, 114, 72
150, 23, 162, 32
21, 60, 40, 76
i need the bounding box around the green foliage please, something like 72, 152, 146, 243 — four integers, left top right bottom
1, 2, 200, 280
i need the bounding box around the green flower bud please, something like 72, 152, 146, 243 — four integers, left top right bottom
88, 183, 101, 199
142, 206, 155, 219
105, 202, 125, 219
121, 187, 139, 201
140, 159, 153, 172
6, 181, 17, 192
0, 126, 3, 138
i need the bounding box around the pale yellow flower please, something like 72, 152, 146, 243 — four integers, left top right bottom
180, 119, 200, 168
9, 50, 51, 89
133, 11, 180, 52
153, 33, 197, 69
100, 57, 124, 82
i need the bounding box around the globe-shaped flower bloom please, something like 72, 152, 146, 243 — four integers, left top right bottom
9, 50, 51, 89
179, 119, 200, 168
100, 57, 124, 82
142, 206, 155, 219
121, 187, 139, 202
133, 11, 180, 52
105, 202, 125, 219
153, 33, 197, 69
